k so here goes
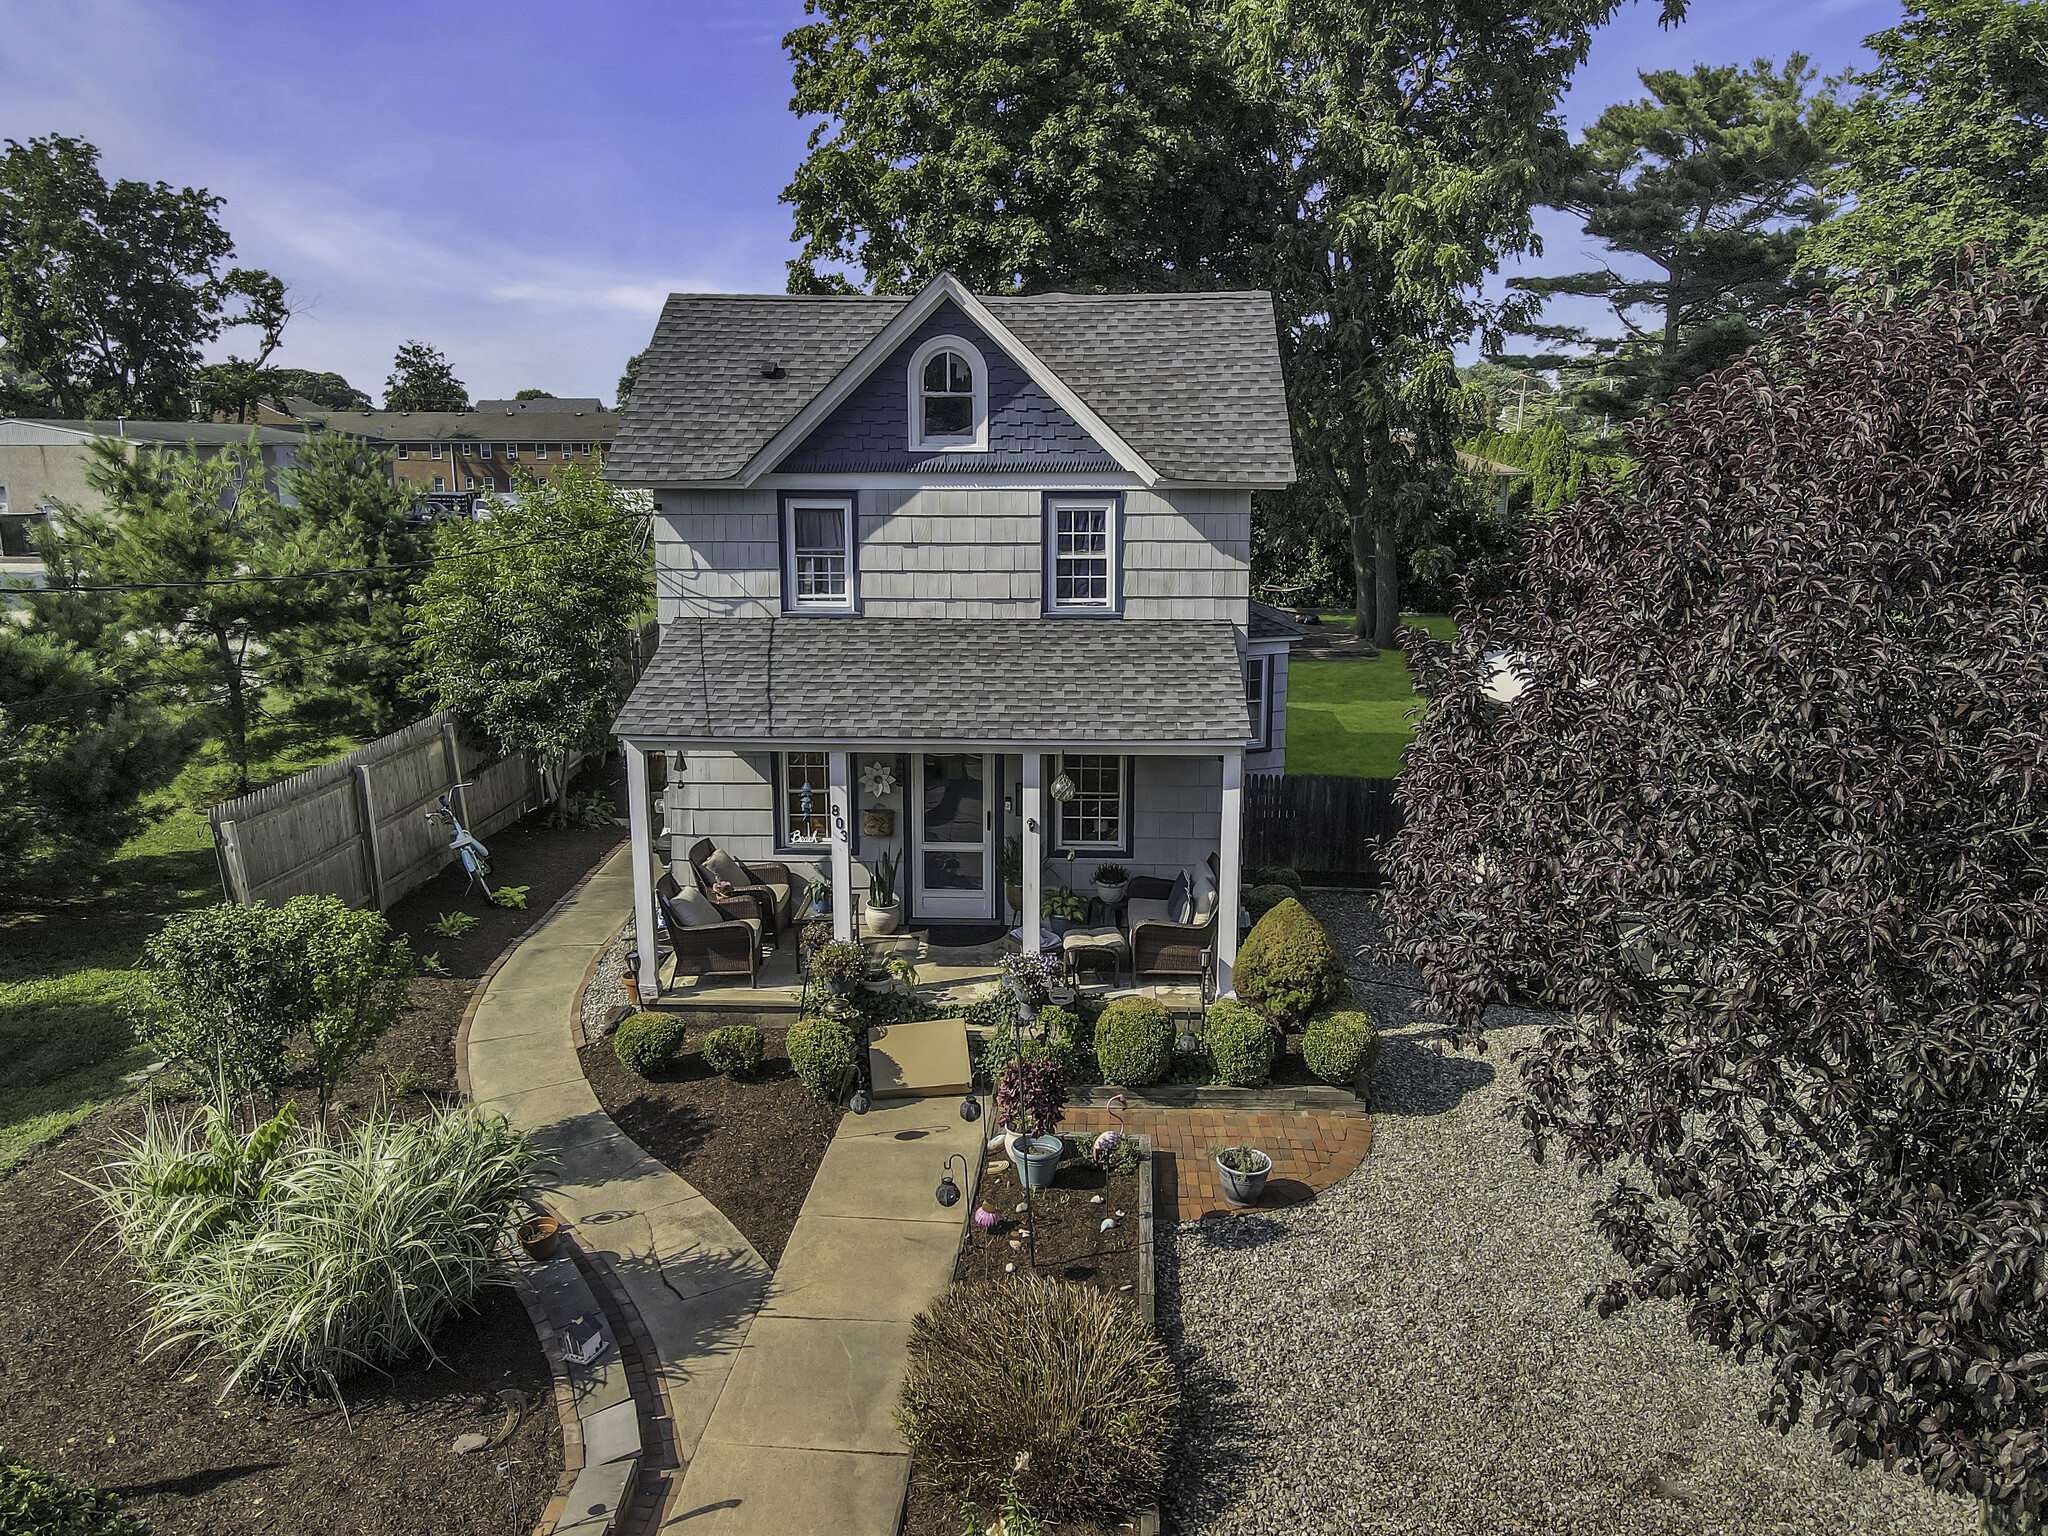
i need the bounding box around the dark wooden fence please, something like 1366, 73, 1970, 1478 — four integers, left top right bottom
1243, 773, 1403, 882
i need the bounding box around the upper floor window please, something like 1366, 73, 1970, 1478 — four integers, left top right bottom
907, 335, 988, 452
430, 442, 443, 460
396, 443, 411, 459
1244, 655, 1272, 750
783, 493, 856, 612
1045, 496, 1118, 614
503, 443, 519, 458
535, 443, 549, 459
480, 441, 492, 458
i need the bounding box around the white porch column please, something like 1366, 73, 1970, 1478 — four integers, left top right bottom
626, 744, 662, 999
1021, 751, 1043, 947
1217, 749, 1244, 997
828, 751, 854, 942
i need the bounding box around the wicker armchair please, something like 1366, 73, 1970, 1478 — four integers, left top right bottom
1127, 853, 1220, 987
658, 889, 762, 987
687, 838, 799, 937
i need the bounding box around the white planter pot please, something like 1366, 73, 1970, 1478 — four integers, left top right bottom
1094, 880, 1128, 907
864, 901, 902, 935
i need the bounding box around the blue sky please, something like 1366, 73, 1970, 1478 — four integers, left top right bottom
0, 0, 1903, 406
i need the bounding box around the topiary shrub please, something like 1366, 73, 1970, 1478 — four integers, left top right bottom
897, 1277, 1178, 1521
1303, 1004, 1381, 1087
613, 1011, 687, 1076
1093, 996, 1172, 1087
787, 1016, 857, 1099
1232, 898, 1348, 1027
1204, 1000, 1275, 1087
0, 1452, 146, 1536
701, 1024, 764, 1078
1245, 882, 1296, 925
1252, 865, 1303, 891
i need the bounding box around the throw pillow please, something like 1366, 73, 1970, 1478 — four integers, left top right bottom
701, 847, 751, 889
673, 886, 720, 928
1169, 870, 1192, 924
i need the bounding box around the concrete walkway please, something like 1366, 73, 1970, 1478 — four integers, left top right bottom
670, 1096, 983, 1534
464, 845, 984, 1536
463, 849, 772, 1499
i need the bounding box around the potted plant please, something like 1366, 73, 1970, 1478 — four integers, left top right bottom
1092, 862, 1131, 907
1211, 1142, 1273, 1207
517, 1214, 561, 1261
998, 948, 1062, 1024
804, 877, 832, 918
1000, 834, 1023, 921
797, 917, 833, 965
813, 939, 865, 997
1042, 885, 1090, 936
863, 848, 903, 935
996, 1057, 1068, 1190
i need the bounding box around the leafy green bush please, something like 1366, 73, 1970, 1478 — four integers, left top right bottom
1303, 1005, 1381, 1087
1251, 866, 1303, 891
964, 987, 1020, 1033
0, 1452, 145, 1536
788, 1016, 857, 1099
1232, 898, 1349, 1027
613, 1012, 687, 1077
701, 1024, 764, 1078
1093, 996, 1172, 1087
1245, 882, 1296, 924
1204, 1000, 1275, 1087
88, 1095, 536, 1396
898, 1277, 1178, 1521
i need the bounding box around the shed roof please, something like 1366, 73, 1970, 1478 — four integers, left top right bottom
614, 618, 1255, 749
0, 418, 314, 446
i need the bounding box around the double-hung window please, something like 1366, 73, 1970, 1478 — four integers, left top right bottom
480, 441, 492, 458
430, 441, 443, 460
1244, 655, 1272, 750
779, 752, 831, 847
783, 494, 855, 611
1045, 497, 1117, 613
396, 443, 411, 459
1053, 754, 1127, 853
535, 443, 549, 459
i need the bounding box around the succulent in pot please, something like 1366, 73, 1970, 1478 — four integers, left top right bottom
1210, 1141, 1272, 1206
996, 1057, 1068, 1190
1092, 861, 1131, 904
863, 848, 903, 935
812, 938, 866, 995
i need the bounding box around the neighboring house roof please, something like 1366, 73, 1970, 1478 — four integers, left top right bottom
1247, 601, 1310, 643
615, 617, 1255, 749
0, 418, 313, 446
1456, 450, 1530, 479
474, 397, 607, 414
291, 409, 621, 441
609, 272, 1295, 488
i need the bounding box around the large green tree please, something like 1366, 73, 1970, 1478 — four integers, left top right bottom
410, 462, 649, 812
260, 368, 371, 412
1507, 57, 1836, 416
1800, 0, 2048, 293
382, 340, 468, 411
0, 135, 286, 419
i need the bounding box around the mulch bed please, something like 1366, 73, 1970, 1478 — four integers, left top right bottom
578, 1016, 842, 1267
0, 782, 630, 1534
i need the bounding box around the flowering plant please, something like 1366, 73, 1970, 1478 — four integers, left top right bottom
995, 1057, 1067, 1140
997, 948, 1062, 1004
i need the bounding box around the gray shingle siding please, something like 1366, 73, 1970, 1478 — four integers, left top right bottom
776, 302, 1117, 474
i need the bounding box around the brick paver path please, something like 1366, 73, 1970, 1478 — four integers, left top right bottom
1063, 1106, 1373, 1221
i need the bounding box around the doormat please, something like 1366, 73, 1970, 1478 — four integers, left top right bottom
920, 923, 1008, 949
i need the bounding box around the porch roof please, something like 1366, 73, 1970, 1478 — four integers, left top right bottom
613, 617, 1254, 750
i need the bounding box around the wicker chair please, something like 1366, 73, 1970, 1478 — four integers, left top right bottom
687, 838, 799, 937
1127, 853, 1220, 988
658, 889, 762, 987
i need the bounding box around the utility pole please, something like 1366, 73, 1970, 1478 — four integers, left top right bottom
1515, 372, 1529, 432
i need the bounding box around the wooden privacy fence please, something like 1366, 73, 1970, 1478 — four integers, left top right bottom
208, 712, 542, 911
1243, 773, 1404, 881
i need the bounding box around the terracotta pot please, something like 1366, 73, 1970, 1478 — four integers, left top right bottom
517, 1215, 561, 1262
621, 969, 641, 1007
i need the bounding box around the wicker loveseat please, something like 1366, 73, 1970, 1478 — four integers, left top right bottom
657, 887, 763, 986
1125, 852, 1220, 987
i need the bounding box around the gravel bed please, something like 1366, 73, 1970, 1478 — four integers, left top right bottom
1159, 889, 1975, 1536
582, 927, 633, 1035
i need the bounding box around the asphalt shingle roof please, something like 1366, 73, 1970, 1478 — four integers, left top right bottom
614, 618, 1255, 747
1248, 600, 1310, 642
607, 286, 1294, 486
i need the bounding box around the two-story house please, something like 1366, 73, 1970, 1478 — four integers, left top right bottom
605, 272, 1298, 1000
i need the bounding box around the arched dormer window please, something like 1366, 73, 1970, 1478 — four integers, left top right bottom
907, 335, 988, 452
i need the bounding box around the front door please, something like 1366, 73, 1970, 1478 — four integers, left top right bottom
912, 752, 993, 920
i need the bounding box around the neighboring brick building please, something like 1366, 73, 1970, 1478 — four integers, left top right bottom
286, 395, 621, 511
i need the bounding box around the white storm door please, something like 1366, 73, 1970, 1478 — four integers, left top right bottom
912, 752, 993, 919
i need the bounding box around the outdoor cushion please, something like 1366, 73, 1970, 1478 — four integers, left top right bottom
1195, 873, 1218, 921
673, 886, 722, 928
1061, 926, 1127, 954
701, 847, 752, 890
1169, 871, 1193, 923
1126, 897, 1175, 926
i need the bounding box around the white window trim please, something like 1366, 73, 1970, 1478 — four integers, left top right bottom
480, 441, 492, 458
430, 441, 443, 460
1050, 752, 1129, 854
906, 334, 989, 453
396, 443, 410, 459
1044, 495, 1119, 614
1244, 654, 1273, 751
776, 750, 833, 850
782, 493, 857, 612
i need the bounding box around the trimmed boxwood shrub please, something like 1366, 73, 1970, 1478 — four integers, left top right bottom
1232, 898, 1348, 1027
0, 1453, 145, 1536
613, 1011, 687, 1077
1245, 882, 1296, 924
701, 1023, 764, 1078
1252, 865, 1303, 890
1093, 996, 1172, 1087
897, 1277, 1178, 1520
788, 1016, 857, 1099
1204, 1000, 1275, 1087
1303, 1004, 1380, 1087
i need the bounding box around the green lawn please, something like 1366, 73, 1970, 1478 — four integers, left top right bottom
0, 724, 361, 1171
1282, 612, 1455, 777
